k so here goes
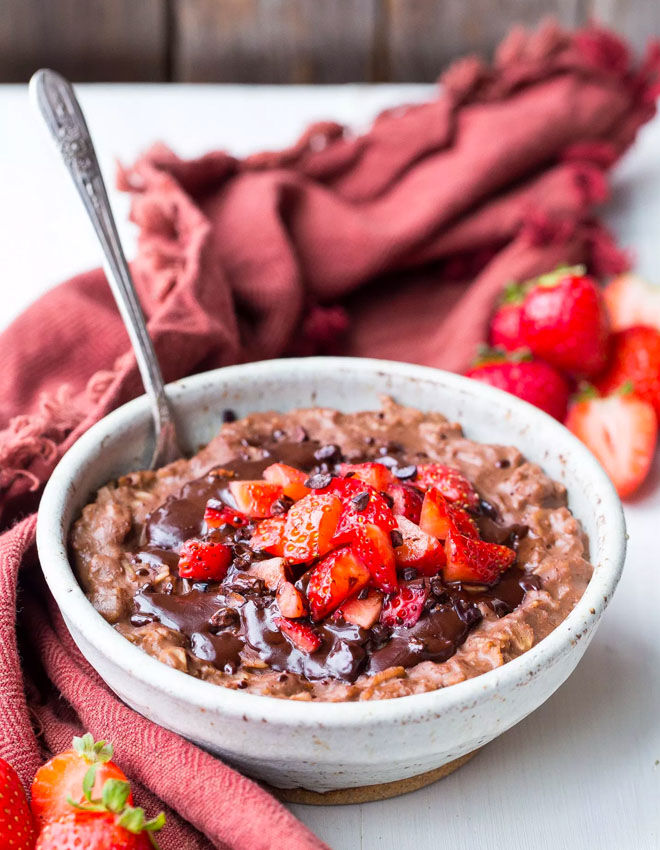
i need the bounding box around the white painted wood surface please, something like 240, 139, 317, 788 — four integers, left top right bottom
0, 84, 658, 850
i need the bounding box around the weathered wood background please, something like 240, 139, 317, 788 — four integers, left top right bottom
1, 0, 659, 83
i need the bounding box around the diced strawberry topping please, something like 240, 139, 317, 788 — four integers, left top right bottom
204, 503, 248, 529
263, 463, 311, 501
274, 617, 322, 653
346, 522, 398, 592
306, 546, 371, 621
336, 588, 383, 629
328, 477, 397, 539
250, 516, 286, 556
246, 557, 289, 590
415, 464, 480, 510
228, 480, 283, 518
394, 515, 445, 576
387, 483, 423, 524
178, 539, 232, 581
380, 585, 429, 628
283, 493, 343, 563
276, 581, 308, 618
419, 488, 478, 540
444, 532, 516, 585
337, 462, 395, 491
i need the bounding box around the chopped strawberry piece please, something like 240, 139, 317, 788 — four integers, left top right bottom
204, 503, 248, 529
337, 462, 395, 491
328, 477, 397, 538
283, 492, 343, 563
419, 488, 478, 540
263, 463, 311, 501
274, 617, 322, 653
250, 516, 286, 556
336, 588, 383, 628
415, 464, 479, 510
566, 391, 657, 499
306, 546, 371, 621
276, 581, 308, 618
228, 480, 283, 518
380, 585, 429, 628
394, 515, 446, 576
246, 557, 289, 590
348, 522, 398, 592
178, 538, 232, 580
387, 483, 423, 523
444, 532, 516, 585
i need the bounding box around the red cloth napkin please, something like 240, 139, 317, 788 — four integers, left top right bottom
0, 22, 658, 849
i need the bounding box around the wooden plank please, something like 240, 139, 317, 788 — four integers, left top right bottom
386, 0, 583, 81
0, 0, 167, 82
587, 0, 660, 53
173, 0, 379, 83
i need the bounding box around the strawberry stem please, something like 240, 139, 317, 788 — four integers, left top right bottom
72, 733, 114, 765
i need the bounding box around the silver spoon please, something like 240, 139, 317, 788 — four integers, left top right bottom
29, 69, 183, 469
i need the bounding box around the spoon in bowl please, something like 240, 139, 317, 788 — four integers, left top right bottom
29, 68, 183, 469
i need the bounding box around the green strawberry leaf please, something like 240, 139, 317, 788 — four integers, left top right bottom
73, 733, 114, 764
82, 764, 98, 802
102, 779, 132, 814
534, 264, 586, 290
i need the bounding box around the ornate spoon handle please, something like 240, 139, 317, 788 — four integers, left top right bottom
30, 69, 182, 468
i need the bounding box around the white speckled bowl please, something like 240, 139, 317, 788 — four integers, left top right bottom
37, 358, 625, 796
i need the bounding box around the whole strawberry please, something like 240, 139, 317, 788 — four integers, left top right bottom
489, 284, 525, 351
0, 757, 37, 850
516, 266, 610, 378
465, 350, 571, 420
596, 326, 660, 418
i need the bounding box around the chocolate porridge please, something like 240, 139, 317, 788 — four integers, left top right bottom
71, 398, 593, 701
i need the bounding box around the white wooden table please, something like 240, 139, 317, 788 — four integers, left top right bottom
1, 84, 658, 850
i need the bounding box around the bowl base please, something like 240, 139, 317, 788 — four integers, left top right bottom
269, 749, 479, 806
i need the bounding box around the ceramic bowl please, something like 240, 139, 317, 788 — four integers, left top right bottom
37, 357, 626, 795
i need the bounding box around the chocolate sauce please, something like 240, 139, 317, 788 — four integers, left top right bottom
129, 439, 541, 684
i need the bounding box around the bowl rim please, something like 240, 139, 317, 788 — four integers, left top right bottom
37, 356, 626, 727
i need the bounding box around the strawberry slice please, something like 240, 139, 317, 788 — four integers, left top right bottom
336, 588, 383, 628
250, 516, 286, 556
283, 493, 343, 563
276, 581, 308, 618
419, 488, 478, 540
246, 557, 289, 590
415, 464, 479, 510
394, 515, 446, 576
204, 503, 248, 529
444, 532, 516, 585
328, 477, 397, 538
387, 483, 423, 523
337, 462, 395, 491
228, 480, 283, 518
566, 391, 657, 499
306, 546, 372, 621
178, 539, 232, 580
263, 463, 311, 501
274, 617, 322, 653
347, 522, 398, 592
380, 585, 429, 628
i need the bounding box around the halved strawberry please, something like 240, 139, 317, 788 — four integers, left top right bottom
603, 272, 660, 333
204, 503, 248, 529
276, 581, 308, 618
419, 488, 479, 540
565, 390, 657, 499
283, 493, 343, 563
336, 588, 383, 628
394, 515, 445, 576
415, 464, 479, 510
228, 480, 283, 518
595, 326, 660, 417
337, 462, 395, 491
246, 557, 289, 590
274, 617, 322, 653
347, 522, 398, 592
387, 483, 423, 523
250, 516, 286, 556
178, 539, 232, 580
306, 546, 371, 621
444, 532, 516, 585
263, 463, 310, 501
380, 585, 429, 628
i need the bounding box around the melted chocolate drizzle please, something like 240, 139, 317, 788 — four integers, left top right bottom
128, 437, 541, 684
